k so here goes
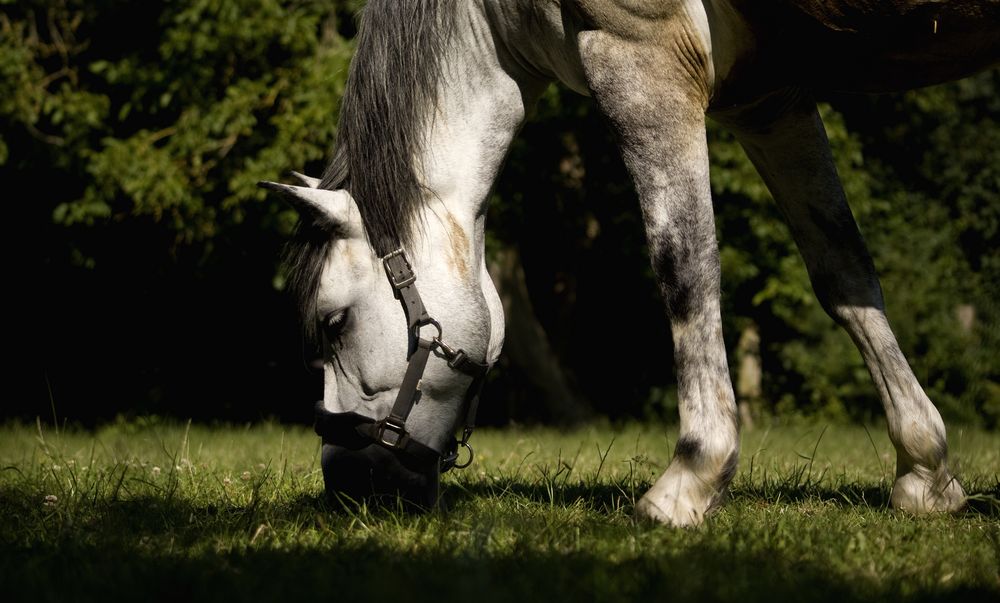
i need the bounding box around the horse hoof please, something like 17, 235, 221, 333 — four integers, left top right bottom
891, 467, 966, 514
635, 494, 705, 527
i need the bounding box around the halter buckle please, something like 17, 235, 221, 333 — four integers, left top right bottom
376, 416, 409, 449
382, 248, 416, 295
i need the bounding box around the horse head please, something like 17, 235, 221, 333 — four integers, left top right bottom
262, 174, 499, 509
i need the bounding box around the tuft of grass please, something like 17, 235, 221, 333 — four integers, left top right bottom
1, 419, 997, 602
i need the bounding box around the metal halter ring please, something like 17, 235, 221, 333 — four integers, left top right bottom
417, 318, 443, 341
419, 319, 462, 363
453, 440, 474, 469
419, 319, 467, 364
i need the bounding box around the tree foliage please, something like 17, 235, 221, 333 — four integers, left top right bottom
3, 0, 361, 249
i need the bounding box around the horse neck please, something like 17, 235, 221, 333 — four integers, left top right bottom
409, 8, 534, 283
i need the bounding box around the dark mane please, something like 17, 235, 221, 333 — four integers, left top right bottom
285, 0, 454, 338
320, 0, 455, 255
283, 218, 334, 342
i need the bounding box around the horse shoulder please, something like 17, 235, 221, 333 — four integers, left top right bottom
574, 0, 716, 106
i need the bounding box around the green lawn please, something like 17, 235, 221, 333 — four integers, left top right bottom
1, 419, 997, 602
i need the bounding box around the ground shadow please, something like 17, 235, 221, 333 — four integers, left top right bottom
4, 526, 997, 603
3, 481, 998, 603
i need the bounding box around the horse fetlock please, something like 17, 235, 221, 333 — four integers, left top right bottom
891, 414, 948, 468
891, 463, 966, 514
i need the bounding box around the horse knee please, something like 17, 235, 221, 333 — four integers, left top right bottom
648, 238, 721, 321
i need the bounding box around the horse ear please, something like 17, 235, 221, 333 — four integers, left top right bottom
258, 181, 353, 232
288, 171, 322, 189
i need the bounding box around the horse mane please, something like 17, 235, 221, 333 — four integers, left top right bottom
319, 0, 455, 255
285, 0, 454, 338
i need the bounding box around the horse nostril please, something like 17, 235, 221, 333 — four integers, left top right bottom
321, 442, 440, 509
360, 381, 379, 397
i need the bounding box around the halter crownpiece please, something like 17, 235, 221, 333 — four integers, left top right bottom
313, 247, 490, 472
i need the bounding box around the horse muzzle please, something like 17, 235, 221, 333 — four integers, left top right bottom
321, 441, 441, 509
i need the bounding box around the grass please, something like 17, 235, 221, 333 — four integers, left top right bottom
1, 418, 998, 602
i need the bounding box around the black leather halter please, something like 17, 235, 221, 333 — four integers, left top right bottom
313, 248, 491, 472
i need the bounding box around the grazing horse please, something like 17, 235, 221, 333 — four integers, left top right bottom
261, 0, 999, 526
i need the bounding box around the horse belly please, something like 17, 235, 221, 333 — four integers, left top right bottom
731, 0, 1000, 92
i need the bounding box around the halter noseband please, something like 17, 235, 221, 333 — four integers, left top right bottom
313, 248, 491, 473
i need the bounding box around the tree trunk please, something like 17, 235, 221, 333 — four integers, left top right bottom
488, 246, 592, 424
736, 322, 762, 429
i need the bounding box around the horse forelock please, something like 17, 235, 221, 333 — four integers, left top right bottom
283, 218, 334, 343
319, 0, 456, 257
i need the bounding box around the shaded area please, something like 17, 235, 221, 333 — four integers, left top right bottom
0, 543, 929, 603
2, 487, 998, 603
28, 228, 321, 426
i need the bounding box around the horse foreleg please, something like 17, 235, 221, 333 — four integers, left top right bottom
580, 28, 739, 527
724, 90, 966, 514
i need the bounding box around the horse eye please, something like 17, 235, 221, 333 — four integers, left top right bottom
322, 310, 349, 339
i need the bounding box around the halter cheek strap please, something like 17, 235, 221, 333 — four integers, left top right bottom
313, 248, 490, 472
